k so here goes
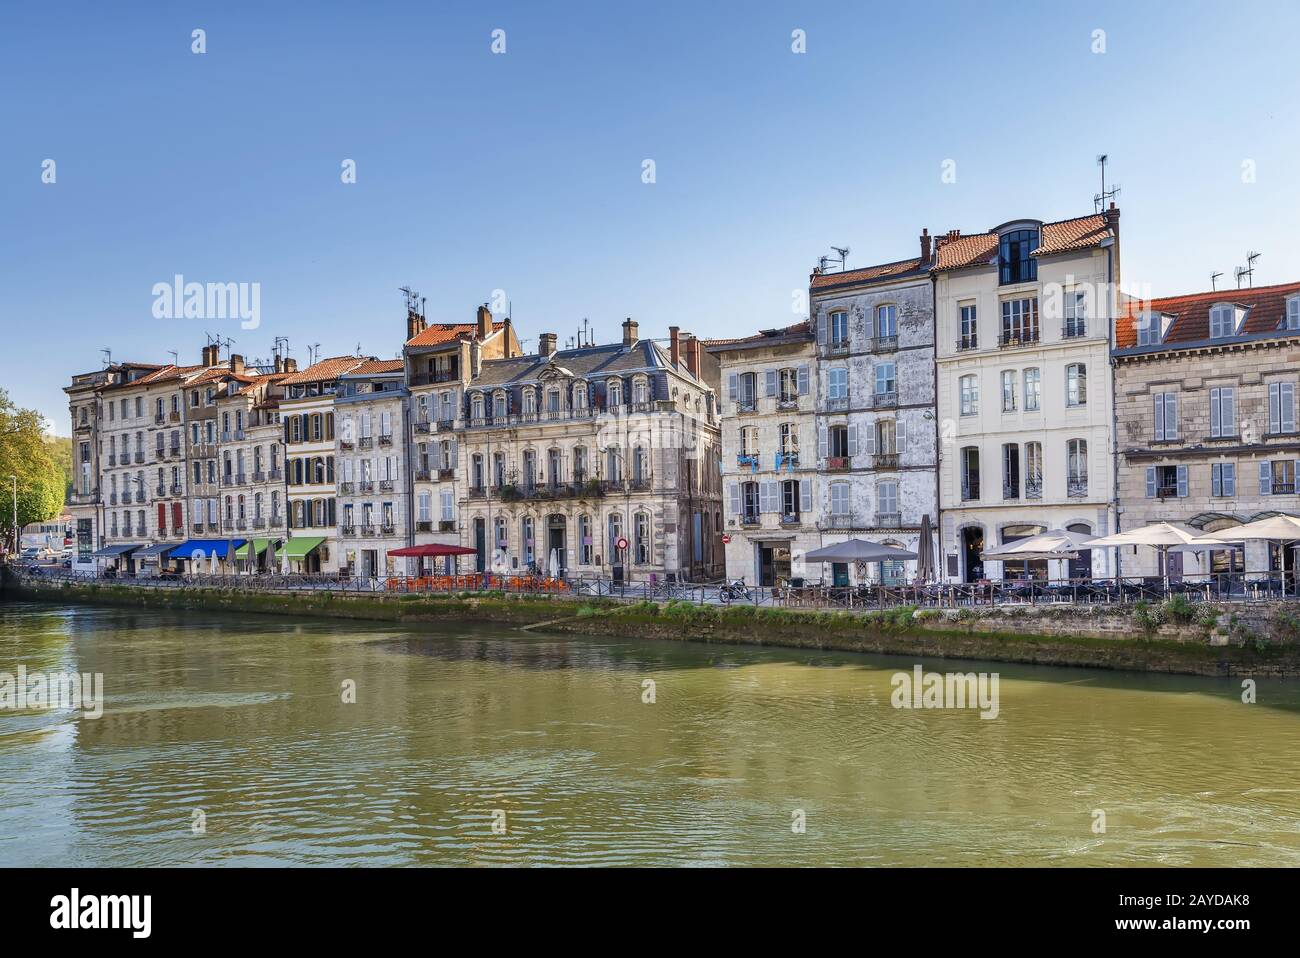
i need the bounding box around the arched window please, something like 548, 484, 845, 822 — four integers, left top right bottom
471, 392, 484, 421
578, 514, 593, 564
607, 378, 623, 408
1067, 439, 1088, 496
522, 516, 535, 566
634, 512, 651, 564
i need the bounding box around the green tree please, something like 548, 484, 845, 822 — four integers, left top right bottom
0, 389, 64, 552
45, 435, 73, 500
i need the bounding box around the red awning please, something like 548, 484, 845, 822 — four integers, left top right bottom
387, 544, 478, 557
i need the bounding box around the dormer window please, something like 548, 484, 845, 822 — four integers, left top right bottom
1209, 304, 1238, 339
1137, 312, 1161, 346
998, 228, 1039, 285
1287, 296, 1300, 330
607, 378, 623, 407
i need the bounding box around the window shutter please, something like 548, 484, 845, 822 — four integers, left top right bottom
1223, 388, 1235, 436
1269, 383, 1281, 434
818, 426, 828, 459
765, 481, 780, 512
1176, 465, 1188, 497
800, 479, 812, 512
1165, 394, 1179, 439
1224, 465, 1236, 497
1212, 465, 1222, 497
1260, 461, 1272, 496
729, 483, 741, 517
765, 369, 777, 396
1154, 394, 1165, 440
1284, 383, 1297, 433
895, 417, 906, 454
728, 374, 738, 401
797, 365, 809, 395
847, 424, 860, 456
1145, 466, 1157, 498
449, 440, 458, 469
817, 314, 827, 344
1210, 388, 1221, 437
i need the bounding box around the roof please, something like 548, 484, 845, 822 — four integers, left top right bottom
101, 363, 203, 391
345, 358, 404, 375
1115, 280, 1300, 350
469, 339, 700, 389
705, 321, 812, 353
810, 258, 927, 291
933, 213, 1113, 272
405, 322, 504, 348
277, 355, 370, 386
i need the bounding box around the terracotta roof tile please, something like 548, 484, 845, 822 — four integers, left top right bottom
706, 321, 811, 350
1116, 280, 1300, 349
277, 355, 370, 386
405, 321, 504, 347
810, 257, 926, 290
347, 358, 404, 375
934, 213, 1113, 272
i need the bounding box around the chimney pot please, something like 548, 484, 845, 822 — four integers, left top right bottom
622, 317, 638, 347
229, 354, 244, 375
920, 228, 932, 264
476, 304, 493, 340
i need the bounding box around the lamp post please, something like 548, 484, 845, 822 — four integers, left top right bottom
9, 475, 16, 560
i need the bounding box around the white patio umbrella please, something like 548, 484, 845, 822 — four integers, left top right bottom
208, 549, 218, 575
1086, 522, 1202, 590
548, 547, 560, 579
1203, 514, 1300, 595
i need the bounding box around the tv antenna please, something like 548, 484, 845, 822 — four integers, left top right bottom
1093, 154, 1120, 212
819, 246, 850, 273
274, 336, 290, 362
1211, 271, 1223, 291
399, 286, 421, 314
100, 348, 112, 367
168, 350, 179, 366
578, 317, 592, 348
1245, 251, 1261, 288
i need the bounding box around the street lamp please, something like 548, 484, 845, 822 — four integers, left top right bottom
9, 475, 16, 560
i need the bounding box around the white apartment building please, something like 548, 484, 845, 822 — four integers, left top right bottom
808, 239, 939, 585
711, 323, 820, 586
215, 362, 288, 570
336, 359, 409, 578
934, 210, 1121, 582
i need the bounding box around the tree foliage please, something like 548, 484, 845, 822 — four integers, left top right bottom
0, 389, 64, 547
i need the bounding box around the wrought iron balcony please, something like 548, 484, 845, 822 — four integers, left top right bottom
870, 335, 898, 354
414, 420, 431, 434
737, 453, 760, 470
341, 525, 357, 537
360, 524, 376, 536
1002, 483, 1020, 500
1062, 323, 1087, 339
437, 469, 453, 481
871, 391, 898, 409
825, 456, 851, 471
1068, 478, 1089, 498
875, 512, 902, 528
999, 329, 1040, 348
378, 434, 393, 446
961, 480, 980, 501
339, 481, 354, 494
824, 396, 850, 413
872, 452, 899, 469
740, 513, 761, 526
1025, 479, 1043, 499
956, 335, 978, 351
818, 514, 854, 530
468, 487, 486, 499
379, 479, 396, 491
358, 437, 373, 449
381, 523, 396, 535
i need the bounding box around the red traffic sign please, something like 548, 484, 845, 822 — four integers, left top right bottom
721, 534, 732, 544
616, 536, 629, 550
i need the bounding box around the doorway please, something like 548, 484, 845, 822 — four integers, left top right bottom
474, 518, 486, 573
1067, 522, 1093, 581
961, 527, 985, 582
831, 562, 849, 587
547, 515, 566, 576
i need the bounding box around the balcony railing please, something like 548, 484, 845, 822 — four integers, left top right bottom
340, 440, 354, 450
435, 419, 455, 431
253, 518, 266, 529
871, 392, 898, 409
999, 329, 1040, 348
359, 481, 374, 493
1062, 323, 1087, 339
378, 434, 393, 446
737, 453, 760, 470
414, 420, 431, 434
740, 513, 761, 527
108, 454, 117, 466
957, 335, 978, 351
735, 400, 758, 414
825, 456, 851, 471
381, 523, 396, 535
437, 469, 453, 481
379, 479, 395, 491
468, 486, 486, 499
133, 451, 145, 464
1025, 479, 1043, 500
169, 446, 182, 458
961, 480, 980, 501
169, 410, 181, 423
1068, 478, 1089, 498
818, 514, 854, 530
339, 481, 354, 494
358, 437, 373, 449
414, 468, 431, 481
870, 335, 898, 354
824, 396, 850, 412
824, 339, 850, 355
360, 524, 376, 536
341, 525, 357, 537
109, 493, 118, 505
134, 491, 146, 503
779, 512, 802, 526
268, 469, 283, 481
1271, 481, 1298, 495
155, 485, 166, 496
872, 452, 899, 469
1002, 483, 1020, 500
875, 512, 902, 528
155, 414, 166, 425
236, 519, 247, 530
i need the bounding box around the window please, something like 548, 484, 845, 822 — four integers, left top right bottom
1268, 382, 1297, 434
1024, 442, 1043, 498
829, 310, 849, 346
1212, 462, 1236, 497
829, 482, 849, 516
607, 379, 623, 407
1209, 387, 1236, 438
1147, 464, 1186, 498
736, 372, 757, 410
875, 418, 896, 455
959, 375, 979, 416
522, 388, 536, 415
779, 423, 798, 455
778, 368, 799, 403
495, 517, 508, 552
1137, 313, 1161, 346
876, 304, 897, 338
1209, 304, 1235, 339
579, 514, 593, 564
827, 367, 848, 401
877, 480, 899, 520
522, 517, 535, 566
874, 362, 896, 396
960, 447, 980, 499
493, 392, 507, 419
1261, 460, 1297, 495
572, 446, 587, 482
781, 480, 799, 518
633, 378, 648, 405
1063, 290, 1087, 337
1066, 363, 1087, 406
1023, 368, 1041, 411
1001, 371, 1017, 412
1067, 439, 1088, 496
1288, 297, 1300, 330
741, 481, 759, 521
1002, 443, 1020, 499
1001, 298, 1039, 345
959, 304, 977, 349
828, 425, 849, 459
1153, 392, 1179, 441
998, 228, 1039, 284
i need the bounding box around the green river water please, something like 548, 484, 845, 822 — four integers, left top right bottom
1, 600, 1298, 867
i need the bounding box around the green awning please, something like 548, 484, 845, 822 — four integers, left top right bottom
233, 538, 273, 559
283, 535, 326, 560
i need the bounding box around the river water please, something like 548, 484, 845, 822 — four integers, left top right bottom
1, 600, 1298, 867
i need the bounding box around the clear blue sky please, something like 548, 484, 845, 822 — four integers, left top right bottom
4, 0, 1298, 435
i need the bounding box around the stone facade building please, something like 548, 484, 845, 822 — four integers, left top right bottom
455, 320, 723, 582
934, 210, 1120, 582
711, 322, 818, 586
1113, 280, 1300, 580
808, 237, 939, 585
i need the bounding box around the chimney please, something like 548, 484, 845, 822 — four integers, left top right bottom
283, 358, 298, 373
1104, 202, 1121, 292
920, 228, 932, 265
406, 307, 423, 342
503, 316, 513, 358
538, 332, 557, 357
201, 344, 219, 366
681, 334, 698, 377
476, 304, 492, 340
690, 337, 703, 378
274, 354, 284, 374
622, 317, 638, 347
669, 326, 681, 368
229, 354, 244, 375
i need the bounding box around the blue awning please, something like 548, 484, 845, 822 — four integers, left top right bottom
91, 543, 143, 558
135, 542, 176, 559
171, 539, 247, 560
